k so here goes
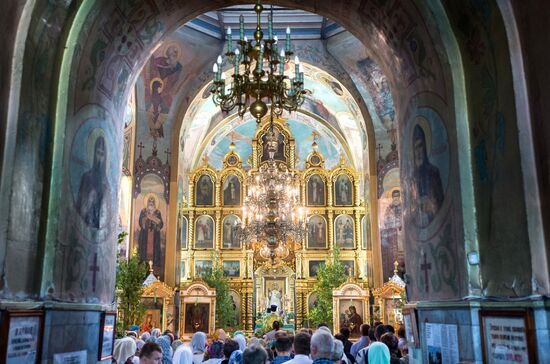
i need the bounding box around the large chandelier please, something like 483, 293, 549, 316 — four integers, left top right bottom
238, 124, 307, 262
211, 1, 308, 123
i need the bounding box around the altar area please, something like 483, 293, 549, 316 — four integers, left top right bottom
176, 117, 375, 333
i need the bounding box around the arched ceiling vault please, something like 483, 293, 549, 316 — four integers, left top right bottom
70, 0, 449, 177
179, 61, 369, 175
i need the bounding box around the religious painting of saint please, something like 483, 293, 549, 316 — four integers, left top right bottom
334, 215, 355, 249
307, 293, 319, 312
307, 174, 325, 206
137, 193, 164, 268
307, 215, 327, 249
410, 124, 444, 227
222, 261, 240, 278
194, 215, 214, 249
75, 134, 112, 230
339, 300, 364, 338
264, 279, 285, 311
195, 175, 214, 206
139, 310, 160, 334
194, 260, 212, 278
222, 215, 241, 249
308, 260, 325, 278
261, 127, 286, 163
223, 175, 241, 206
334, 174, 353, 206
184, 303, 210, 334
142, 43, 184, 141
381, 189, 404, 279
341, 260, 355, 277
141, 297, 163, 333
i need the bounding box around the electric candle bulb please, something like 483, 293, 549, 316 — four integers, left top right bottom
227, 26, 232, 35
213, 63, 218, 73
274, 35, 278, 43
286, 27, 291, 34
217, 55, 223, 64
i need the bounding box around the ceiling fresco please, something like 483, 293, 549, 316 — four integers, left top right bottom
179, 62, 367, 173
198, 114, 350, 171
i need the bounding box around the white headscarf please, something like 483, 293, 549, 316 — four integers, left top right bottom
151, 328, 161, 338
234, 334, 247, 352
173, 344, 194, 364
113, 337, 136, 364
191, 331, 207, 353
367, 342, 390, 364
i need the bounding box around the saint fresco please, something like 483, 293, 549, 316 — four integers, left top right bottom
75, 134, 112, 230
137, 193, 164, 268
381, 189, 404, 279
195, 175, 214, 206
195, 215, 214, 249
334, 215, 354, 248
307, 174, 325, 206
334, 174, 353, 206
223, 175, 241, 206
410, 124, 444, 227
307, 215, 327, 249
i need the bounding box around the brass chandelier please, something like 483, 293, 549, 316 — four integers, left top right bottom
211, 1, 308, 122
238, 123, 307, 262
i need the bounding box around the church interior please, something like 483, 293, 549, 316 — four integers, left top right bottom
1, 0, 550, 363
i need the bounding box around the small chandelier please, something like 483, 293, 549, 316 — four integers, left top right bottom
238, 124, 307, 262
211, 1, 308, 123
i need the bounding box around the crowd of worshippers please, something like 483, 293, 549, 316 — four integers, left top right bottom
112, 321, 408, 364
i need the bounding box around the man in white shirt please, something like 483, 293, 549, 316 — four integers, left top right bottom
283, 332, 312, 364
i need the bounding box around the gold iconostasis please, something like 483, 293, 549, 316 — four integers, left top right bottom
178, 118, 373, 330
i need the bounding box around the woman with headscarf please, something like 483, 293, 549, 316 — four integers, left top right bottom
151, 328, 162, 338
141, 332, 152, 342
172, 339, 183, 353
173, 343, 194, 364
228, 350, 243, 364
191, 331, 207, 364
217, 329, 228, 341
113, 337, 137, 364
203, 340, 224, 364
233, 334, 247, 352
158, 335, 174, 364
367, 342, 390, 364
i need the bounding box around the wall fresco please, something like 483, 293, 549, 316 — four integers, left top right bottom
134, 174, 167, 280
